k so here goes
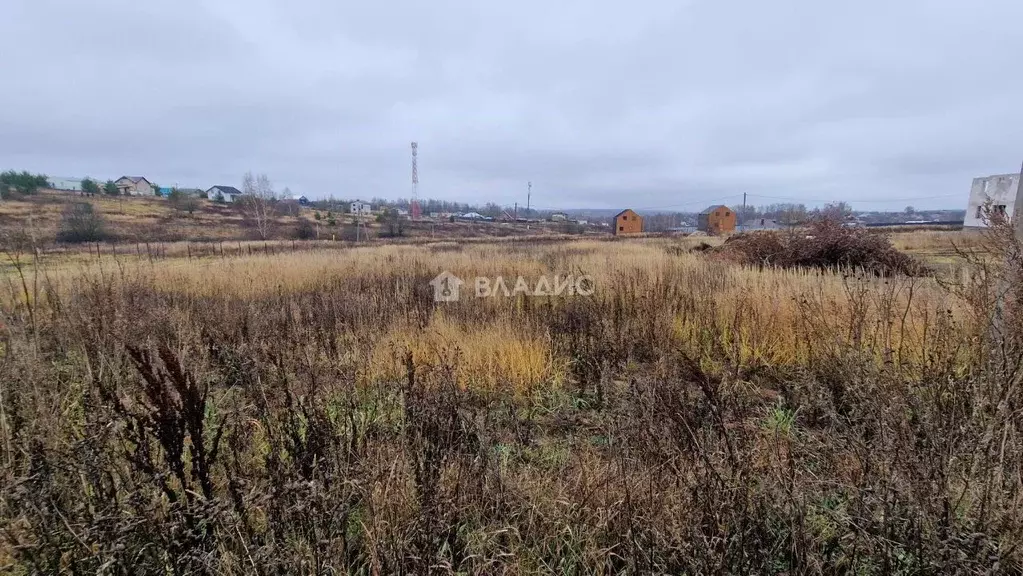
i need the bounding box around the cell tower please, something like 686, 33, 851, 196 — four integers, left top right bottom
411, 141, 421, 220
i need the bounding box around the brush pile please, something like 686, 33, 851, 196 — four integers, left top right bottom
715, 219, 926, 275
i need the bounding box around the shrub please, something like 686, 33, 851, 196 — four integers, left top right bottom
56, 202, 107, 243
294, 218, 316, 240
168, 188, 200, 215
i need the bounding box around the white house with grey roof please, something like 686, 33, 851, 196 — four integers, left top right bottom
207, 185, 244, 203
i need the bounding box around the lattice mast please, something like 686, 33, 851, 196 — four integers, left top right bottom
411, 141, 421, 220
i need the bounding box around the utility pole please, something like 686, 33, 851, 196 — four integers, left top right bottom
741, 192, 747, 232
514, 202, 518, 221
526, 182, 532, 230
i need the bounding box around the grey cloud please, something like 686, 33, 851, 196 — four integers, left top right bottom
2, 0, 1023, 209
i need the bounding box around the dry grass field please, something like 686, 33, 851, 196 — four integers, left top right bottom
1, 225, 1021, 573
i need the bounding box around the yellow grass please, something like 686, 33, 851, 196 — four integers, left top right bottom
2, 237, 971, 385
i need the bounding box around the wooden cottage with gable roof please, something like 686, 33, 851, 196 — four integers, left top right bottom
613, 209, 643, 235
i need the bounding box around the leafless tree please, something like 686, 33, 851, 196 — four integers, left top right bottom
239, 171, 278, 239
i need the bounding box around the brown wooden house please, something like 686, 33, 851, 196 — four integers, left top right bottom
614, 209, 643, 235
697, 205, 736, 235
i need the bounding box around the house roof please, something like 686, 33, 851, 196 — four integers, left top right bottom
208, 185, 242, 195
614, 209, 638, 219
118, 176, 151, 184
699, 205, 729, 215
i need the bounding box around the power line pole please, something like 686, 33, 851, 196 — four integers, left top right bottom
526, 182, 532, 230
741, 192, 747, 232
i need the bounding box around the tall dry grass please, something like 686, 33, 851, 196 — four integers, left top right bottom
0, 234, 1020, 574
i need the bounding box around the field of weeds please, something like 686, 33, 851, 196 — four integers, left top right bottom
1, 234, 1021, 574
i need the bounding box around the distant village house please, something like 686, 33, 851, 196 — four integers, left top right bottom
614, 209, 643, 235
47, 177, 86, 191
350, 200, 372, 215
116, 176, 155, 196
207, 185, 244, 203
698, 205, 736, 235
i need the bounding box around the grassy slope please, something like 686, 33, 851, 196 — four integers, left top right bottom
0, 191, 599, 246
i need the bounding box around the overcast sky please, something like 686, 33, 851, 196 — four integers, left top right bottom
2, 0, 1022, 210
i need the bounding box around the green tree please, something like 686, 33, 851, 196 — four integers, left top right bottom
0, 170, 49, 197
81, 178, 100, 196
103, 180, 120, 196
168, 188, 200, 215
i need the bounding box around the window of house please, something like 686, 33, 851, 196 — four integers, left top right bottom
619, 226, 624, 231
725, 211, 730, 216
622, 215, 627, 220
995, 205, 1007, 215
977, 206, 983, 219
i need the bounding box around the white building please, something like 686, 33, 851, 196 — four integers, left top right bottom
742, 218, 783, 231
207, 185, 244, 203
47, 177, 88, 191
350, 200, 372, 215
965, 173, 1019, 227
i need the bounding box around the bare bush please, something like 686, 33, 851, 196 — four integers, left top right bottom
168, 188, 201, 215
55, 202, 108, 243
238, 172, 278, 239
294, 218, 316, 240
